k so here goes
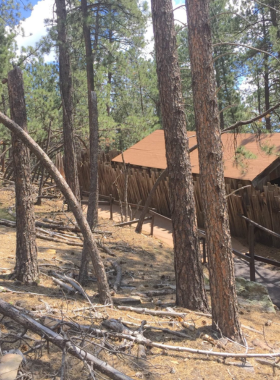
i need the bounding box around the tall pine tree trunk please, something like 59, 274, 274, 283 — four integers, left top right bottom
56, 0, 80, 201
186, 0, 244, 341
151, 0, 208, 312
8, 67, 38, 283
262, 11, 271, 131
79, 0, 99, 284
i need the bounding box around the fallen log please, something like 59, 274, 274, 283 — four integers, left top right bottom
103, 319, 146, 359
117, 306, 188, 318
52, 277, 75, 295
98, 331, 280, 358
50, 272, 95, 308
255, 359, 280, 369
0, 219, 112, 249
144, 289, 175, 297
113, 297, 141, 305
121, 320, 191, 339
98, 241, 116, 257
0, 217, 112, 236
36, 232, 83, 247
0, 299, 132, 380
4, 307, 278, 360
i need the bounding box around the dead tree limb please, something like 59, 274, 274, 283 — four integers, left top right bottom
223, 102, 280, 132
117, 306, 189, 318
0, 111, 111, 305
0, 299, 132, 380
52, 277, 75, 294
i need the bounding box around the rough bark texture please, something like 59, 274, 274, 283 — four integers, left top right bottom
79, 93, 99, 283
0, 111, 112, 305
185, 0, 244, 341
151, 0, 208, 311
262, 11, 271, 131
78, 0, 99, 283
8, 67, 39, 283
36, 121, 52, 205
56, 0, 80, 201
81, 0, 99, 229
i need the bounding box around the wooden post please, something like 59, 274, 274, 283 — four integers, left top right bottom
202, 238, 206, 264
150, 214, 155, 236
248, 223, 256, 282
109, 194, 113, 220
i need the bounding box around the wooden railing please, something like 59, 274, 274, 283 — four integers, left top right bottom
241, 215, 280, 281
142, 210, 280, 282
88, 192, 280, 282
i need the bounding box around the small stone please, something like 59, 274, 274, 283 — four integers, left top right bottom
265, 320, 272, 326
170, 368, 176, 374
135, 372, 143, 378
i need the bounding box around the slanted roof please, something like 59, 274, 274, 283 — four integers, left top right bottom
112, 130, 280, 182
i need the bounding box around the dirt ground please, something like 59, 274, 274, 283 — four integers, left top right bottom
0, 182, 280, 380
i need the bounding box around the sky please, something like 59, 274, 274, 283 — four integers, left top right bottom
15, 0, 55, 61
14, 0, 187, 62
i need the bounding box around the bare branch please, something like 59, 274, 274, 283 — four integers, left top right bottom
212, 42, 280, 62
223, 102, 280, 132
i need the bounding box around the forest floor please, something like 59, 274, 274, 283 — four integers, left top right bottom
0, 182, 280, 380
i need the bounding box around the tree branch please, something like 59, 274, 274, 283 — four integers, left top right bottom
213, 42, 280, 62
223, 102, 280, 132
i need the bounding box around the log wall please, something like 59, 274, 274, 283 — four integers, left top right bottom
78, 151, 280, 246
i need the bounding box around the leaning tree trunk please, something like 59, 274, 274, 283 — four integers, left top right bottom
8, 67, 39, 283
151, 0, 208, 311
0, 110, 112, 305
186, 0, 244, 341
56, 0, 80, 201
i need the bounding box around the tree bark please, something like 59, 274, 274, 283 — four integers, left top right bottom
79, 0, 99, 283
56, 0, 80, 201
8, 67, 39, 283
79, 92, 99, 284
185, 0, 244, 341
151, 0, 208, 312
36, 121, 52, 205
262, 11, 271, 131
0, 110, 112, 305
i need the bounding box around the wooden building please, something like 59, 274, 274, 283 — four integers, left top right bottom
78, 130, 280, 245
112, 130, 280, 191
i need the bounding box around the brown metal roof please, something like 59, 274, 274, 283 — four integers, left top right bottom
112, 130, 280, 181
